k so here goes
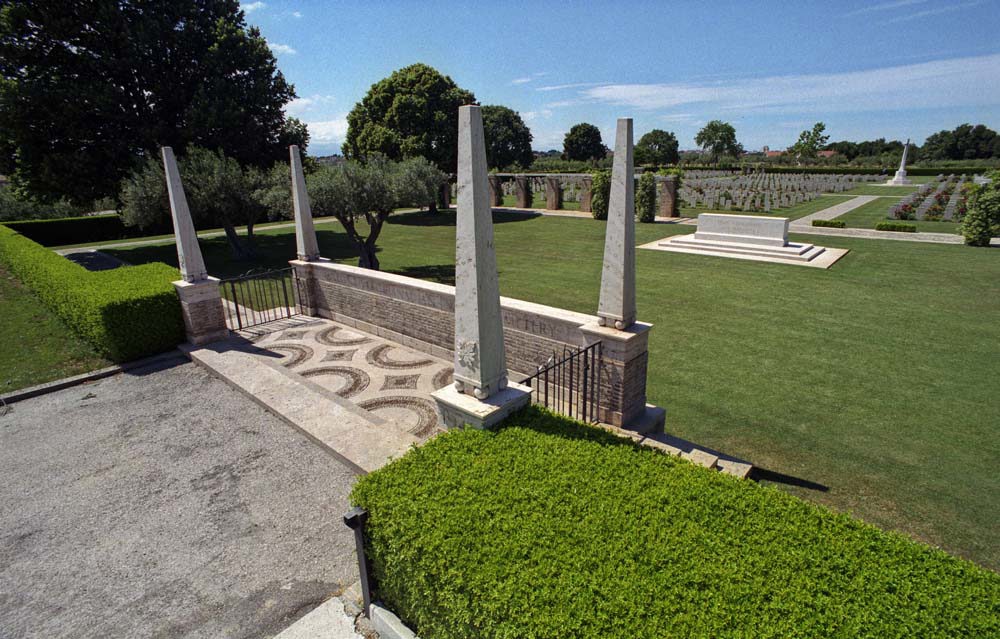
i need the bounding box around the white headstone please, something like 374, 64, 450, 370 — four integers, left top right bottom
290, 145, 320, 261
162, 147, 208, 283
597, 118, 637, 331
453, 105, 507, 399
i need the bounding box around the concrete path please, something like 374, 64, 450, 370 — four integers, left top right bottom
0, 359, 359, 638
790, 226, 966, 244
791, 195, 878, 227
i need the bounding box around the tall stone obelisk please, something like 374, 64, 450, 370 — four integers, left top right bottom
886, 139, 913, 185
289, 145, 320, 261
432, 105, 530, 428
163, 147, 228, 345
597, 118, 637, 330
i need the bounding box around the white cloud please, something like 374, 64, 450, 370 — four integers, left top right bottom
521, 109, 553, 122
242, 1, 266, 13
845, 0, 927, 16
575, 53, 1000, 115
536, 82, 604, 92
292, 11, 303, 18
286, 94, 337, 115
511, 77, 532, 85
268, 42, 296, 55
659, 113, 697, 123
306, 117, 350, 144
883, 0, 983, 24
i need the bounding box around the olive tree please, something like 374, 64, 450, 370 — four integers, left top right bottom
308, 155, 445, 270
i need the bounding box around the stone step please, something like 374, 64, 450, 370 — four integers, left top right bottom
684, 449, 720, 470
668, 236, 823, 262
642, 432, 753, 478
182, 338, 419, 474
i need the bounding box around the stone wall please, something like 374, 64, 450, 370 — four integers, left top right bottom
292, 259, 649, 427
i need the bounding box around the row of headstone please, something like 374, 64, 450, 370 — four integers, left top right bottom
678, 172, 879, 212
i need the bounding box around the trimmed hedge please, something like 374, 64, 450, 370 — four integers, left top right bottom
0, 225, 184, 361
876, 221, 918, 233
2, 214, 170, 247
352, 407, 1000, 639
812, 218, 846, 228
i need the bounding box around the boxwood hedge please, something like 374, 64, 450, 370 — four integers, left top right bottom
812, 219, 846, 228
0, 225, 184, 362
2, 214, 170, 247
352, 407, 1000, 639
875, 221, 918, 233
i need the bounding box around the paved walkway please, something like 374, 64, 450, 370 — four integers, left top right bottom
791, 195, 879, 226
0, 359, 358, 638
789, 225, 966, 244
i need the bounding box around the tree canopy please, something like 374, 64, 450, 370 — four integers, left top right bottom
635, 129, 679, 166
343, 63, 475, 173
922, 124, 1000, 161
789, 122, 830, 160
563, 123, 606, 161
695, 120, 742, 162
0, 0, 305, 204
481, 105, 533, 170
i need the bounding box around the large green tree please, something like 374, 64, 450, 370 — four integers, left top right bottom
922, 124, 1000, 161
695, 120, 742, 163
563, 123, 606, 161
0, 0, 304, 205
343, 63, 475, 173
481, 105, 533, 169
635, 129, 679, 166
789, 122, 830, 162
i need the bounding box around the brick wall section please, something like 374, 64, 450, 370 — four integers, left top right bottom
292, 260, 652, 427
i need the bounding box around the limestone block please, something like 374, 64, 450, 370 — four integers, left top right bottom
579, 177, 593, 212
162, 147, 208, 283
515, 176, 532, 208
544, 177, 563, 210
432, 381, 531, 430
290, 145, 320, 261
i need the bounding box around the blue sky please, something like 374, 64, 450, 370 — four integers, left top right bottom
242, 0, 1000, 156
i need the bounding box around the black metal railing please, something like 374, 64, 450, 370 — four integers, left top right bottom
220, 267, 305, 330
520, 341, 602, 423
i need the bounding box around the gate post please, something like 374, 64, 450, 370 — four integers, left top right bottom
162, 147, 228, 345
544, 177, 563, 210
515, 175, 532, 208
579, 177, 593, 213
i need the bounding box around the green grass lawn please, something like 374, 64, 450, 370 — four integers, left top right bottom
0, 266, 110, 392
838, 197, 963, 234
500, 193, 581, 210
104, 210, 1000, 570
681, 194, 847, 221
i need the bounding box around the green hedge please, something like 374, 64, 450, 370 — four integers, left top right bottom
876, 221, 918, 233
2, 213, 172, 247
672, 165, 996, 176
812, 219, 846, 228
0, 225, 184, 361
352, 407, 1000, 639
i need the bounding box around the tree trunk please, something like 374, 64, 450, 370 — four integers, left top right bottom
357, 242, 380, 270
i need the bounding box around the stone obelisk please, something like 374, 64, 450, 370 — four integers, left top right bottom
887, 139, 913, 185
597, 118, 637, 330
432, 105, 530, 428
162, 147, 228, 345
290, 145, 320, 261
163, 147, 208, 283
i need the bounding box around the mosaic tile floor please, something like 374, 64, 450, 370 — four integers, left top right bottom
244, 318, 453, 440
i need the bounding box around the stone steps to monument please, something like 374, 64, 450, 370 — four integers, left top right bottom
631, 431, 753, 479
666, 236, 826, 262
182, 338, 419, 474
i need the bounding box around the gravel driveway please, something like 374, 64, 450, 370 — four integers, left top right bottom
0, 357, 358, 638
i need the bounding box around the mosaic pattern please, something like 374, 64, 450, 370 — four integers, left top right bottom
245, 318, 455, 442
357, 396, 441, 439
381, 374, 420, 391
366, 344, 434, 370
267, 344, 314, 368
316, 325, 372, 347
300, 366, 370, 398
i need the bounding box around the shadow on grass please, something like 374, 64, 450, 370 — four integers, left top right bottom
749, 466, 830, 492
390, 264, 455, 286
388, 209, 541, 227
104, 226, 370, 278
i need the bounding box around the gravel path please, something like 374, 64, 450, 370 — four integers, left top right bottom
0, 359, 358, 639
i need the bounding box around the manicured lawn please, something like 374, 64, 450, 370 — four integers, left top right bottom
681, 194, 848, 221
105, 210, 1000, 570
838, 197, 963, 234
0, 266, 110, 392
